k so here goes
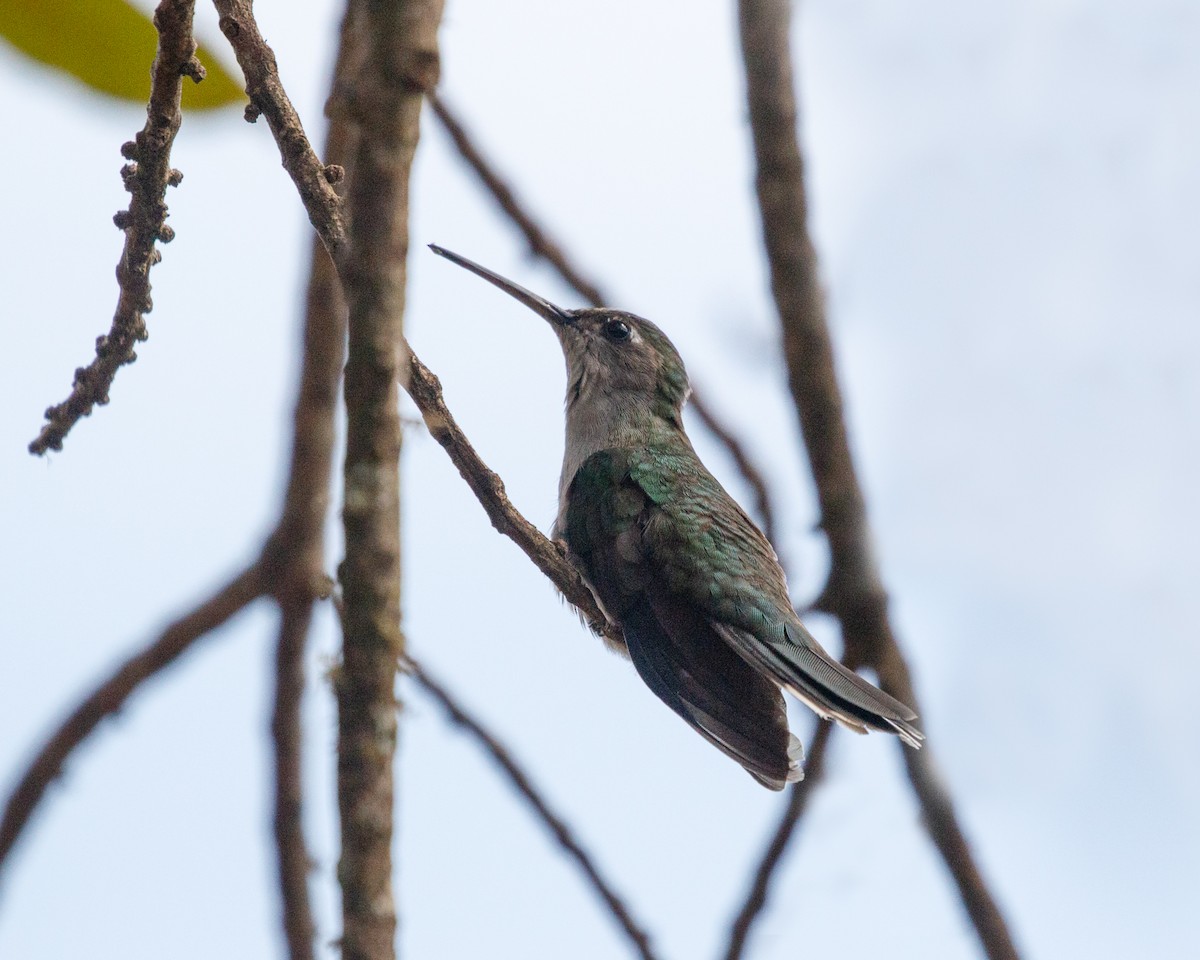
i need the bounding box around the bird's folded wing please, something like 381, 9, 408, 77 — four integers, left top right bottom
627, 452, 923, 748
623, 591, 801, 789
564, 449, 801, 788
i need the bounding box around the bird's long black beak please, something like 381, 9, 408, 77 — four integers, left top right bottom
429, 245, 573, 326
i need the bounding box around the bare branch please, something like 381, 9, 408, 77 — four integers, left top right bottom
403, 657, 660, 960
327, 4, 444, 960
270, 602, 318, 960
737, 2, 1022, 958
875, 627, 1020, 960
0, 563, 266, 881
213, 0, 348, 263
722, 720, 833, 960
29, 0, 202, 455
202, 8, 446, 952
10, 1, 354, 925
261, 33, 357, 952
429, 91, 610, 306
429, 94, 784, 549
401, 350, 623, 649
687, 391, 780, 550
193, 16, 653, 959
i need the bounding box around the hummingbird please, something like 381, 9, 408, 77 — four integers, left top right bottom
430, 245, 922, 789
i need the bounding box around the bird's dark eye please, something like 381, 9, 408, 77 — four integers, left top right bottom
604, 319, 632, 342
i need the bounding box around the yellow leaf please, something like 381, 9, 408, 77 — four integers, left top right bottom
0, 0, 244, 110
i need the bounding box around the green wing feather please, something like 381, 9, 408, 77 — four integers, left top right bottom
629, 450, 922, 746
565, 447, 922, 777
565, 450, 801, 788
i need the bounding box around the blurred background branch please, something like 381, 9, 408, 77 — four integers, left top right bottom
0, 562, 266, 882
404, 656, 660, 960
428, 93, 784, 550
263, 10, 356, 952
723, 719, 833, 960
737, 1, 1020, 958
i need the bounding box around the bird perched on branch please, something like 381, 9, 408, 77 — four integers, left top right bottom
430, 245, 922, 789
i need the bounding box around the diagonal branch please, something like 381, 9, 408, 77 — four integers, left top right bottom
428, 91, 609, 306
0, 563, 266, 881
737, 1, 1021, 959
29, 0, 204, 455
429, 93, 783, 547
401, 351, 623, 649
213, 0, 348, 262
194, 13, 657, 954
8, 0, 352, 935
404, 657, 660, 960
873, 625, 1015, 960
722, 720, 833, 960
687, 391, 780, 551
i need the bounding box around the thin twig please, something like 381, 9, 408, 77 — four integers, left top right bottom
270, 602, 318, 960
403, 657, 660, 960
29, 0, 202, 454
6, 0, 351, 914
0, 564, 266, 880
737, 2, 1022, 958
213, 0, 348, 262
875, 626, 1018, 960
261, 30, 356, 952
401, 351, 623, 649
429, 93, 783, 545
687, 391, 779, 550
429, 91, 609, 306
722, 720, 833, 960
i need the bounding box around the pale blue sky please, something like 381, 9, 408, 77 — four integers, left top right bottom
2, 1, 1198, 958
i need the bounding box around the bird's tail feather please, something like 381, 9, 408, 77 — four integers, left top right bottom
715, 620, 924, 749
623, 595, 802, 789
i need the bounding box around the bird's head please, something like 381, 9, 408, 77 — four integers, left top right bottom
430, 245, 690, 421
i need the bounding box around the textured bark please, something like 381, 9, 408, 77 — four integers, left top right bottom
334, 4, 443, 959
215, 0, 348, 261
30, 0, 201, 454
